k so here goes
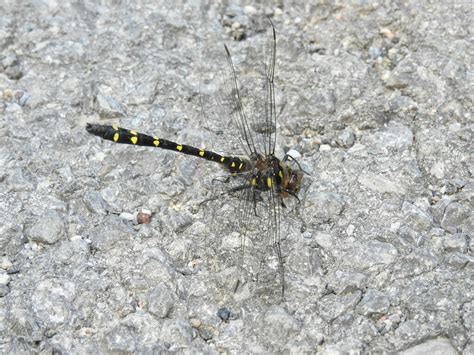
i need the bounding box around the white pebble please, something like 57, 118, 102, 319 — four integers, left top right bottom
1, 257, 13, 270
119, 212, 134, 221
0, 271, 10, 286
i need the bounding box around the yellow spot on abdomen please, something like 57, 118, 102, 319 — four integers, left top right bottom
199, 150, 205, 157
112, 124, 119, 131
220, 157, 225, 163
267, 177, 273, 188
131, 136, 138, 144
239, 163, 244, 170
251, 178, 257, 186
231, 161, 236, 168
153, 137, 160, 147
130, 130, 137, 135
279, 170, 283, 179
113, 133, 119, 142
176, 145, 183, 151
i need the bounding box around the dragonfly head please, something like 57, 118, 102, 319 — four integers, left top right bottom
280, 149, 305, 197
285, 166, 304, 194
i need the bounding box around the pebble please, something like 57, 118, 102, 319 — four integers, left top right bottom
217, 307, 237, 322
83, 191, 109, 215
148, 284, 175, 318
0, 258, 13, 271
243, 5, 257, 15
443, 233, 468, 253
319, 144, 331, 152
94, 93, 125, 118
335, 128, 355, 148
331, 270, 367, 295
441, 202, 470, 233
136, 210, 151, 224
262, 306, 299, 341
365, 121, 413, 151
311, 192, 346, 221
358, 173, 405, 195
190, 318, 201, 328
26, 210, 65, 245
119, 212, 134, 221
0, 285, 9, 297
402, 202, 433, 231
369, 46, 382, 59
198, 324, 218, 341
446, 253, 471, 268
357, 289, 390, 316
351, 240, 399, 268
104, 324, 137, 353
380, 27, 395, 40
0, 271, 10, 286
159, 318, 193, 346
400, 337, 457, 355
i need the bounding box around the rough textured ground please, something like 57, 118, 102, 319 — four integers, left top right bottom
0, 1, 472, 353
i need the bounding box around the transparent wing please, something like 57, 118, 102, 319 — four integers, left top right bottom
197, 18, 278, 158
232, 18, 278, 157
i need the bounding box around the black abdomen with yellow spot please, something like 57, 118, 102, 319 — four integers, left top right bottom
86, 123, 250, 174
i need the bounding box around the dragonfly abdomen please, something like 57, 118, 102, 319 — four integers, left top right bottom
86, 123, 250, 173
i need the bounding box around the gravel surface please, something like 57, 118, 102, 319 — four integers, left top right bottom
1, 1, 472, 353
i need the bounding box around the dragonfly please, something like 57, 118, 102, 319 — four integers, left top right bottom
86, 18, 304, 298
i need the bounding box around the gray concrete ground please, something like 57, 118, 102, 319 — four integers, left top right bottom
0, 1, 472, 353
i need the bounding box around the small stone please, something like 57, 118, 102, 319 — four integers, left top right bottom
369, 46, 382, 59
95, 94, 125, 118
3, 88, 13, 100
443, 233, 468, 253
83, 191, 110, 215
262, 306, 299, 342
358, 173, 405, 195
331, 270, 367, 295
319, 144, 331, 152
441, 202, 471, 233
431, 162, 445, 179
190, 318, 201, 328
346, 224, 355, 236
396, 319, 419, 339
365, 121, 413, 151
350, 240, 398, 267
0, 285, 9, 297
0, 271, 10, 286
159, 318, 193, 346
136, 211, 151, 224
104, 324, 137, 353
400, 337, 457, 355
198, 324, 218, 341
119, 212, 134, 221
14, 90, 29, 106
442, 59, 463, 79
380, 27, 395, 40
382, 71, 408, 89
31, 279, 76, 329
402, 202, 433, 231
311, 192, 346, 221
217, 307, 237, 322
0, 258, 13, 271
446, 253, 472, 268
26, 210, 65, 245
148, 284, 175, 318
357, 289, 390, 316
243, 5, 257, 15
335, 128, 355, 148
5, 65, 22, 80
